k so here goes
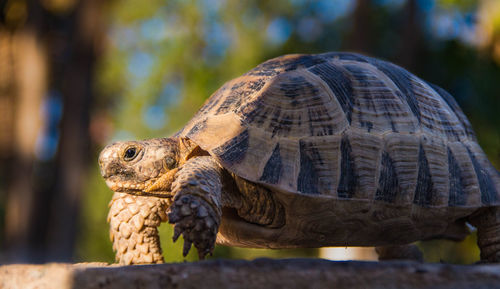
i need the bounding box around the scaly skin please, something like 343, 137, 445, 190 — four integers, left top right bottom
108, 192, 169, 264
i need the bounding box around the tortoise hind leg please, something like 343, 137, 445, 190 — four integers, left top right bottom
469, 206, 500, 263
375, 244, 423, 262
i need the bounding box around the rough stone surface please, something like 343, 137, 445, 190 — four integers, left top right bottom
2, 259, 500, 289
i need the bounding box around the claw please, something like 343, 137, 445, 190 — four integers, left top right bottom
183, 239, 192, 257
168, 192, 220, 260
198, 249, 206, 260
173, 225, 182, 242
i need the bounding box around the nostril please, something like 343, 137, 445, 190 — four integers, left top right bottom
98, 152, 104, 165
98, 148, 112, 168
98, 158, 105, 173
99, 164, 108, 178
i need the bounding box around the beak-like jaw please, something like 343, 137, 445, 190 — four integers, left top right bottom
103, 174, 177, 198
104, 178, 148, 194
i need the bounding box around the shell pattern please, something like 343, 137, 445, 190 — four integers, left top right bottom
179, 52, 500, 209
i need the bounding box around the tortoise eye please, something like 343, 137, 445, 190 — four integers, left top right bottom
165, 156, 176, 169
123, 147, 138, 161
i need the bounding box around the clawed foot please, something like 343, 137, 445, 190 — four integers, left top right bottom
168, 194, 220, 259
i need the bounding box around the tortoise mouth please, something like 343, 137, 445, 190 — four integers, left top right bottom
105, 178, 147, 192
105, 178, 174, 198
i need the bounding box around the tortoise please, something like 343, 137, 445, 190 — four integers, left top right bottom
99, 52, 500, 265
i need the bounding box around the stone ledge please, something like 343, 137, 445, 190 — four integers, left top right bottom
1, 259, 500, 289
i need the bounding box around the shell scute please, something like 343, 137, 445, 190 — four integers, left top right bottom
293, 135, 341, 196
343, 62, 418, 134
380, 133, 420, 205
340, 131, 382, 200
337, 135, 358, 199
466, 142, 500, 205
308, 61, 354, 124
428, 83, 476, 140
447, 141, 482, 207
447, 146, 468, 206
297, 139, 322, 195
212, 129, 249, 166
418, 136, 454, 207
375, 151, 399, 203
259, 143, 283, 185
364, 59, 422, 123
239, 70, 348, 138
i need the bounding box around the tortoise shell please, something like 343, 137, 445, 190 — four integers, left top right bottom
178, 52, 500, 208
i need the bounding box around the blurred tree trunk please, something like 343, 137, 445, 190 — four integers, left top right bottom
346, 0, 372, 53
346, 0, 422, 68
0, 4, 48, 262
0, 0, 103, 262
45, 0, 104, 261
395, 0, 423, 70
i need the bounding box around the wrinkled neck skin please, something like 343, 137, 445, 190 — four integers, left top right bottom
98, 137, 208, 198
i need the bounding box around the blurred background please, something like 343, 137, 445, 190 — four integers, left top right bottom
0, 0, 499, 264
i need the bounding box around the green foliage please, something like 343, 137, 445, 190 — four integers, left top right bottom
418, 232, 480, 264
438, 0, 478, 11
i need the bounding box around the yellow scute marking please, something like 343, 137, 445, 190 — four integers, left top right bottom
190, 113, 245, 151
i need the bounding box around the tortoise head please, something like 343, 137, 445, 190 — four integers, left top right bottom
98, 137, 180, 197
98, 137, 209, 197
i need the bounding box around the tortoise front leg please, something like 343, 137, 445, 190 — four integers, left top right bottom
108, 192, 169, 264
470, 206, 500, 263
168, 156, 223, 259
